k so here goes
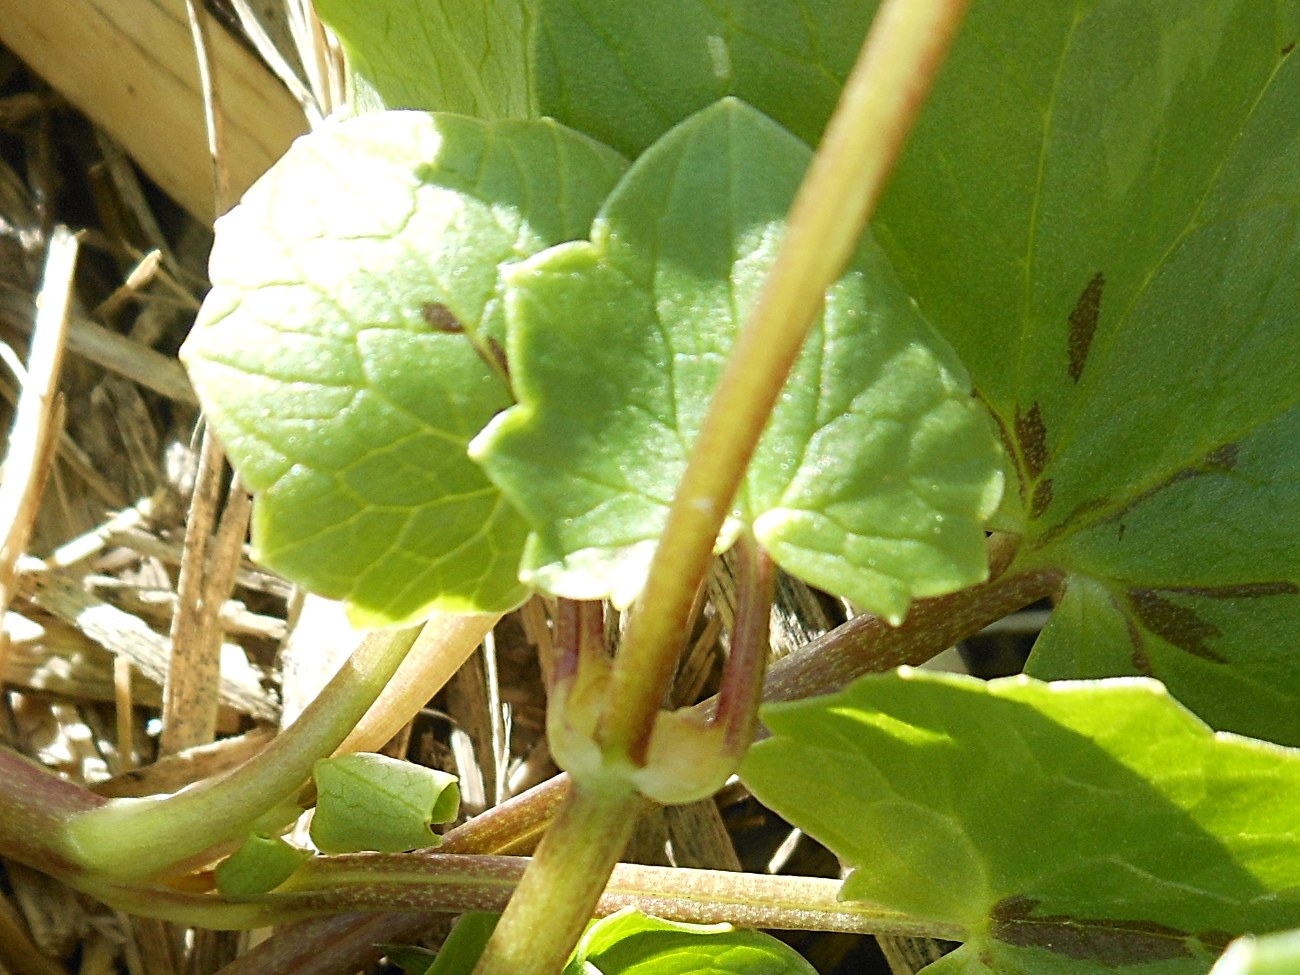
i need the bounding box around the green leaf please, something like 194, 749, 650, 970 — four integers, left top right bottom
182, 110, 626, 625
385, 913, 500, 975
313, 0, 531, 119
741, 669, 1300, 975
564, 908, 816, 975
526, 0, 871, 155
213, 832, 310, 896
310, 752, 459, 854
316, 0, 875, 154
872, 2, 1300, 742
1210, 930, 1300, 975
472, 99, 1003, 620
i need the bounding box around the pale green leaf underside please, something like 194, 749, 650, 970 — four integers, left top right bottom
873, 1, 1300, 742
473, 100, 1003, 619
182, 111, 626, 624
741, 670, 1300, 975
566, 908, 817, 975
317, 0, 875, 155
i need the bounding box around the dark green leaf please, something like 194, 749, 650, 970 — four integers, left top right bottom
873, 0, 1300, 743
316, 0, 876, 153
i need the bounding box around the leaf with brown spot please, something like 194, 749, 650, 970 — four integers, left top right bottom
1126, 590, 1226, 663
743, 671, 1300, 975
991, 896, 1194, 965
1030, 478, 1054, 519
1067, 272, 1104, 382
1015, 403, 1050, 479
871, 1, 1300, 744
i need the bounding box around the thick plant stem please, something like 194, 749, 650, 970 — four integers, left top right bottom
597, 0, 973, 767
63, 625, 422, 880
471, 783, 642, 975
92, 853, 965, 940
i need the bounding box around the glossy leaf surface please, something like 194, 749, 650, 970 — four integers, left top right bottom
472, 100, 1003, 619
742, 669, 1300, 975
873, 1, 1300, 742
182, 111, 625, 624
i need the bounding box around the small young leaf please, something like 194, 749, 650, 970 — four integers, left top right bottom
872, 1, 1300, 742
310, 752, 458, 854
565, 908, 816, 975
213, 832, 310, 896
182, 111, 626, 625
473, 99, 1003, 620
741, 670, 1300, 975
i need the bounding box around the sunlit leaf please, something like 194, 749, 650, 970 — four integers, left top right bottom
472, 99, 1002, 619
742, 669, 1300, 975
182, 110, 626, 624
311, 752, 458, 854
316, 0, 875, 153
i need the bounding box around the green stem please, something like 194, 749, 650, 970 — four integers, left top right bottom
472, 783, 642, 975
84, 851, 965, 943
199, 544, 1054, 975
63, 625, 422, 880
597, 0, 973, 767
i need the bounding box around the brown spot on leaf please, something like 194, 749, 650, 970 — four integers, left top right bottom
421, 302, 464, 333
1284, 40, 1297, 55
1198, 931, 1235, 952
1127, 590, 1226, 663
1170, 581, 1299, 599
991, 896, 1194, 965
1030, 478, 1054, 519
1067, 272, 1104, 382
485, 336, 511, 382
1205, 442, 1239, 470
1055, 439, 1244, 545
1015, 403, 1050, 479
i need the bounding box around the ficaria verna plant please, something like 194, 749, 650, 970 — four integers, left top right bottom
0, 2, 1297, 975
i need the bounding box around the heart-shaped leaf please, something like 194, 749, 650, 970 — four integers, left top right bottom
182, 110, 626, 625
471, 99, 1004, 620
